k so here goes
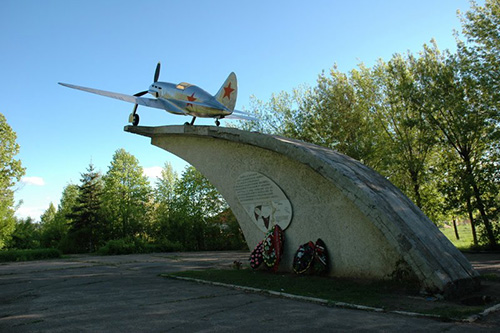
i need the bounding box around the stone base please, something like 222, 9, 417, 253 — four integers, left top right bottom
125, 125, 480, 297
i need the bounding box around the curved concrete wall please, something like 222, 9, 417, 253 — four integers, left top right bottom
125, 125, 479, 297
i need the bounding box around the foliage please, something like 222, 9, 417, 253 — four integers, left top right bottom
6, 217, 40, 249
0, 113, 26, 249
0, 248, 61, 262
148, 162, 178, 240
459, 0, 500, 108
155, 162, 177, 216
97, 237, 148, 255
413, 40, 498, 247
375, 51, 438, 209
97, 237, 183, 255
68, 163, 105, 252
40, 184, 78, 248
102, 149, 152, 239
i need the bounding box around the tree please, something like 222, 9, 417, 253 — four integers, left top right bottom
459, 0, 500, 109
0, 113, 26, 249
458, 0, 500, 244
40, 184, 78, 248
292, 65, 388, 169
174, 166, 227, 217
102, 149, 151, 239
155, 162, 177, 216
375, 50, 439, 210
149, 162, 178, 241
6, 217, 40, 249
159, 166, 231, 250
415, 41, 498, 247
40, 202, 57, 226
65, 163, 105, 252
238, 86, 310, 137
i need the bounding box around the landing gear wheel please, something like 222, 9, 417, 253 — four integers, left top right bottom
132, 114, 140, 126
215, 119, 220, 127
184, 121, 190, 125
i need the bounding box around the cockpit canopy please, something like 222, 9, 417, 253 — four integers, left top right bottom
176, 82, 193, 90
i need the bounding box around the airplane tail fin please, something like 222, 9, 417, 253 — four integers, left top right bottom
215, 72, 237, 111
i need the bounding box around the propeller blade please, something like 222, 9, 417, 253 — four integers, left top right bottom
134, 91, 148, 97
154, 62, 161, 82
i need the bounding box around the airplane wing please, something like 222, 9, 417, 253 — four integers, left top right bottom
58, 82, 166, 110
158, 98, 188, 115
226, 110, 258, 121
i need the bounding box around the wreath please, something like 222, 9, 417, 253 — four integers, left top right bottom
293, 238, 329, 275
249, 240, 264, 269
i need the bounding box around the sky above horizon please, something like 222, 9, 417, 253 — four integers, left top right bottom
2, 0, 481, 220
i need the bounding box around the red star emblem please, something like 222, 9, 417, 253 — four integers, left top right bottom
223, 82, 235, 100
186, 93, 197, 108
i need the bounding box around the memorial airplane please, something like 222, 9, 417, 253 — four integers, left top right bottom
59, 63, 255, 126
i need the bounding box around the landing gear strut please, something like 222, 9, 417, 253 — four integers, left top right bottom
185, 116, 197, 126
215, 119, 220, 127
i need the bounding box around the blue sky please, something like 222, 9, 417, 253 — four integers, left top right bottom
2, 0, 479, 220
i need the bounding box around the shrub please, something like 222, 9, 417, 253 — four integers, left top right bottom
146, 239, 184, 253
0, 248, 62, 262
98, 238, 139, 255
98, 237, 184, 255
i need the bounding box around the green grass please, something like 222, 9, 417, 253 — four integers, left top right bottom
439, 223, 475, 250
168, 269, 395, 307
165, 269, 491, 319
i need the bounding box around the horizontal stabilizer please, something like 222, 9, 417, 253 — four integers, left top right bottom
226, 110, 258, 121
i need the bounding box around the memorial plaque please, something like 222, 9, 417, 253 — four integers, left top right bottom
234, 172, 292, 232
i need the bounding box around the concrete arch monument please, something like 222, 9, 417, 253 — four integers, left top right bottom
125, 125, 479, 297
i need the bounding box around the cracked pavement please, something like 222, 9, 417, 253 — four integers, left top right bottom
1, 251, 499, 332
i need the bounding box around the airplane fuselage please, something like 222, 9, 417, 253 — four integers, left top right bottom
149, 82, 232, 118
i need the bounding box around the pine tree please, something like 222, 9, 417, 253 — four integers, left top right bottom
69, 163, 104, 252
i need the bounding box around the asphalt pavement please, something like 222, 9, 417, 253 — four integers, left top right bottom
1, 251, 499, 332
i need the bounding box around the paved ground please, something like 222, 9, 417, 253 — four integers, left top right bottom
0, 251, 499, 332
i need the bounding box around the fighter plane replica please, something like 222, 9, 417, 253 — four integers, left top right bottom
59, 63, 256, 126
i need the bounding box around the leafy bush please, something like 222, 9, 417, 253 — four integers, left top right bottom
97, 237, 144, 255
58, 230, 90, 254
0, 248, 61, 262
98, 237, 184, 255
146, 239, 184, 253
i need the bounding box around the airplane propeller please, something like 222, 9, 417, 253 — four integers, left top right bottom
154, 62, 161, 82
130, 62, 161, 126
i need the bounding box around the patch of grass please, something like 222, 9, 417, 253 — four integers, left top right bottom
0, 248, 62, 262
166, 269, 496, 320
439, 223, 475, 250
481, 273, 500, 281
420, 306, 485, 319
167, 269, 416, 308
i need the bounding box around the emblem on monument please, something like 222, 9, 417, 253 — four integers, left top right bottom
234, 172, 292, 232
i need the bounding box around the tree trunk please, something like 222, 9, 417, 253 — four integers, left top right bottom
465, 194, 478, 246
463, 154, 496, 248
453, 218, 460, 240
410, 170, 422, 208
